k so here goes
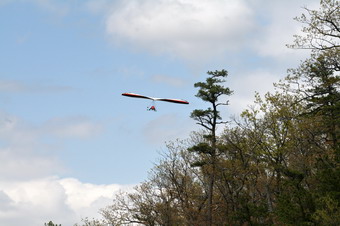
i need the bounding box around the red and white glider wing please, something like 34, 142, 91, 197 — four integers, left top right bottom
122, 93, 189, 104
155, 98, 189, 104
122, 93, 155, 100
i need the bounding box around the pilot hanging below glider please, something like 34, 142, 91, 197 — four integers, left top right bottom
148, 105, 157, 111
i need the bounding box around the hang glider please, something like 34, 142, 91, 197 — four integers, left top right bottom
122, 92, 189, 111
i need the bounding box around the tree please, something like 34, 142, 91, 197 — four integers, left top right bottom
237, 90, 316, 224
73, 217, 106, 226
287, 1, 340, 144
272, 57, 340, 224
44, 221, 61, 226
219, 123, 272, 225
101, 139, 205, 225
189, 69, 233, 226
289, 0, 339, 51
286, 51, 340, 152
277, 1, 340, 219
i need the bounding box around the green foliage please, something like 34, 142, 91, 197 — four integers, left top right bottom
188, 142, 214, 155
313, 194, 340, 225
44, 221, 61, 226
289, 0, 339, 50
275, 178, 315, 225
190, 69, 233, 135
193, 70, 233, 104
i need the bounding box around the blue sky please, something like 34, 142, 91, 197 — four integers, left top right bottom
0, 0, 318, 225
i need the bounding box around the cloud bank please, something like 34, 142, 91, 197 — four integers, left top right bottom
0, 177, 134, 226
105, 0, 254, 63
99, 0, 317, 65
0, 80, 72, 94
0, 111, 132, 225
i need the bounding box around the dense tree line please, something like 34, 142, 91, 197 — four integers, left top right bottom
95, 1, 339, 225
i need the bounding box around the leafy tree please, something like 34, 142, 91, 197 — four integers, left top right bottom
312, 194, 340, 225
285, 2, 340, 222
238, 90, 316, 224
287, 0, 339, 153
289, 0, 339, 51
73, 217, 106, 226
219, 123, 272, 225
286, 51, 340, 152
101, 140, 205, 225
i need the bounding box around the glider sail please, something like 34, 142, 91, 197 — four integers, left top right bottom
122, 93, 189, 105
122, 93, 154, 100
156, 98, 189, 104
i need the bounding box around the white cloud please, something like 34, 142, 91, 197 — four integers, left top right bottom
0, 112, 103, 180
0, 79, 72, 93
0, 112, 63, 180
228, 69, 280, 115
105, 0, 254, 63
250, 0, 319, 60
0, 177, 134, 226
44, 116, 103, 139
100, 0, 321, 67
151, 74, 186, 87
0, 112, 131, 226
59, 178, 134, 217
0, 147, 62, 181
